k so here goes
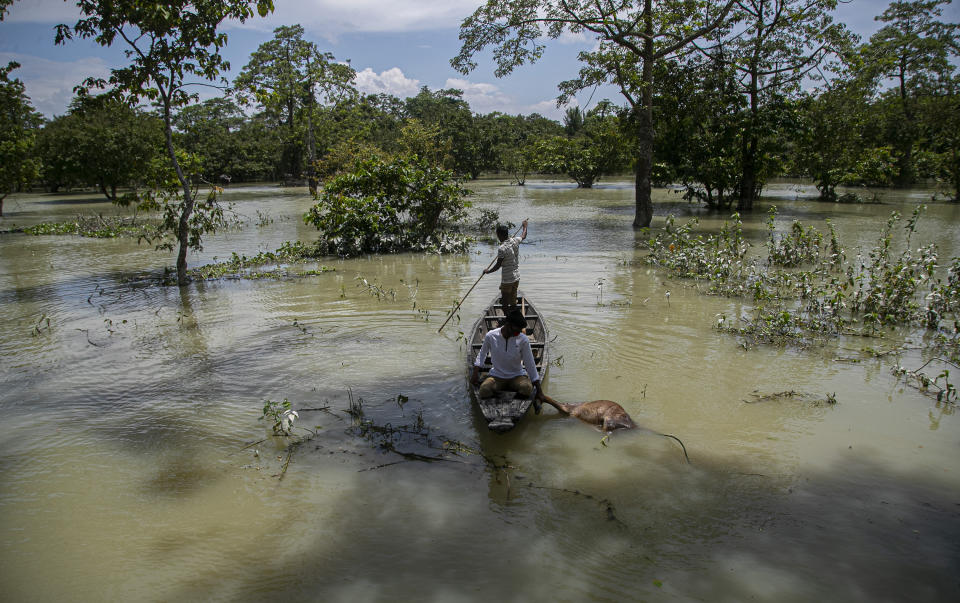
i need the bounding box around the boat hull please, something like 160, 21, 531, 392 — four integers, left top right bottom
466, 292, 548, 433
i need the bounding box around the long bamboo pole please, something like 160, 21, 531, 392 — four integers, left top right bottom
437, 220, 527, 333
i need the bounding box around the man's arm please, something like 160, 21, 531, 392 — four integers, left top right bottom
520, 337, 541, 398
484, 257, 502, 275
472, 333, 491, 384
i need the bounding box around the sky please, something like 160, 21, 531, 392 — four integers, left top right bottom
1, 0, 958, 120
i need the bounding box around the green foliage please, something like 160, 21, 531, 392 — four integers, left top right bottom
24, 214, 154, 239
766, 206, 824, 268
403, 87, 484, 178
189, 241, 334, 280
841, 146, 899, 188
857, 0, 959, 187
55, 0, 276, 286
645, 213, 748, 296
533, 111, 626, 188
654, 54, 745, 209
38, 95, 165, 200
260, 398, 298, 435
174, 96, 282, 182
849, 206, 938, 326
233, 24, 356, 179
304, 155, 472, 257
644, 203, 960, 347
455, 0, 738, 227
0, 61, 42, 214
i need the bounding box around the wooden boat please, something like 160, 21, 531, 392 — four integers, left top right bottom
466, 292, 549, 433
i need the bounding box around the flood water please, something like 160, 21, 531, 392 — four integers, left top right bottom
1, 179, 959, 602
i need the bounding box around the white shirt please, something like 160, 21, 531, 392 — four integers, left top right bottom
474, 326, 539, 382
497, 236, 522, 284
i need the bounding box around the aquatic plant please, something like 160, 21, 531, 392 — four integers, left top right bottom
355, 275, 397, 301
188, 241, 334, 281
766, 206, 823, 268
260, 398, 299, 435
893, 358, 959, 404
644, 205, 960, 351
24, 214, 155, 239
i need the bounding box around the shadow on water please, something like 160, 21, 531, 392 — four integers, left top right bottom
142, 382, 960, 602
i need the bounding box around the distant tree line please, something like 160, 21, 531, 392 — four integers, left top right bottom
2, 1, 958, 220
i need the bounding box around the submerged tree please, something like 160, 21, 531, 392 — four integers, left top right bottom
454, 0, 737, 228
40, 95, 165, 201
654, 52, 745, 209
708, 0, 851, 211
304, 155, 471, 257
859, 0, 960, 187
0, 61, 42, 217
234, 24, 356, 192
55, 0, 275, 286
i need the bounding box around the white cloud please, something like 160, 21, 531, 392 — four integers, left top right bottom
528, 97, 576, 120
354, 67, 421, 98
0, 53, 111, 117
443, 77, 575, 120
444, 77, 512, 114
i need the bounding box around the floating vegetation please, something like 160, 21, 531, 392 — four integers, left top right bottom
743, 390, 838, 407
260, 398, 299, 436
188, 240, 335, 281
24, 214, 156, 239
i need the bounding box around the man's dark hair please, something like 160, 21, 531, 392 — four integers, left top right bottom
496, 224, 509, 239
505, 308, 526, 329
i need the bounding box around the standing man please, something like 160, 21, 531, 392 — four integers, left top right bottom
471, 309, 544, 412
484, 219, 527, 312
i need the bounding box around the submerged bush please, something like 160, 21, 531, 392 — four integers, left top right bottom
642, 205, 960, 347
305, 155, 472, 257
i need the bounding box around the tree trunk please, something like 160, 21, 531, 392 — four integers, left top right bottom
953, 146, 959, 202
162, 101, 195, 287
738, 60, 760, 212
0, 195, 5, 217
894, 62, 915, 187
633, 0, 655, 229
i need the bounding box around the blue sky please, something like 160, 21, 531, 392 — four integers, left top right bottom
2, 0, 958, 120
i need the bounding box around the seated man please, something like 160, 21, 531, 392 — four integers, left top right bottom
471, 308, 543, 412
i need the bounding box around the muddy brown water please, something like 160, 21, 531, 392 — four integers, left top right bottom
1, 179, 959, 602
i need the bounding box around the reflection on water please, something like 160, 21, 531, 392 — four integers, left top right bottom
1, 180, 958, 601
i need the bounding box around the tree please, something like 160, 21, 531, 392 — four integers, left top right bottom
403, 87, 483, 178
860, 0, 960, 186
0, 0, 14, 20
918, 78, 960, 200
234, 24, 356, 191
41, 95, 165, 201
173, 96, 283, 182
0, 62, 42, 217
654, 53, 745, 209
536, 109, 627, 187
304, 155, 471, 256
707, 0, 851, 211
55, 0, 275, 286
794, 77, 873, 201
454, 0, 737, 228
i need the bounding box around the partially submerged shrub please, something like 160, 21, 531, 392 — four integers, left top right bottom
305, 155, 472, 257
642, 204, 960, 347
